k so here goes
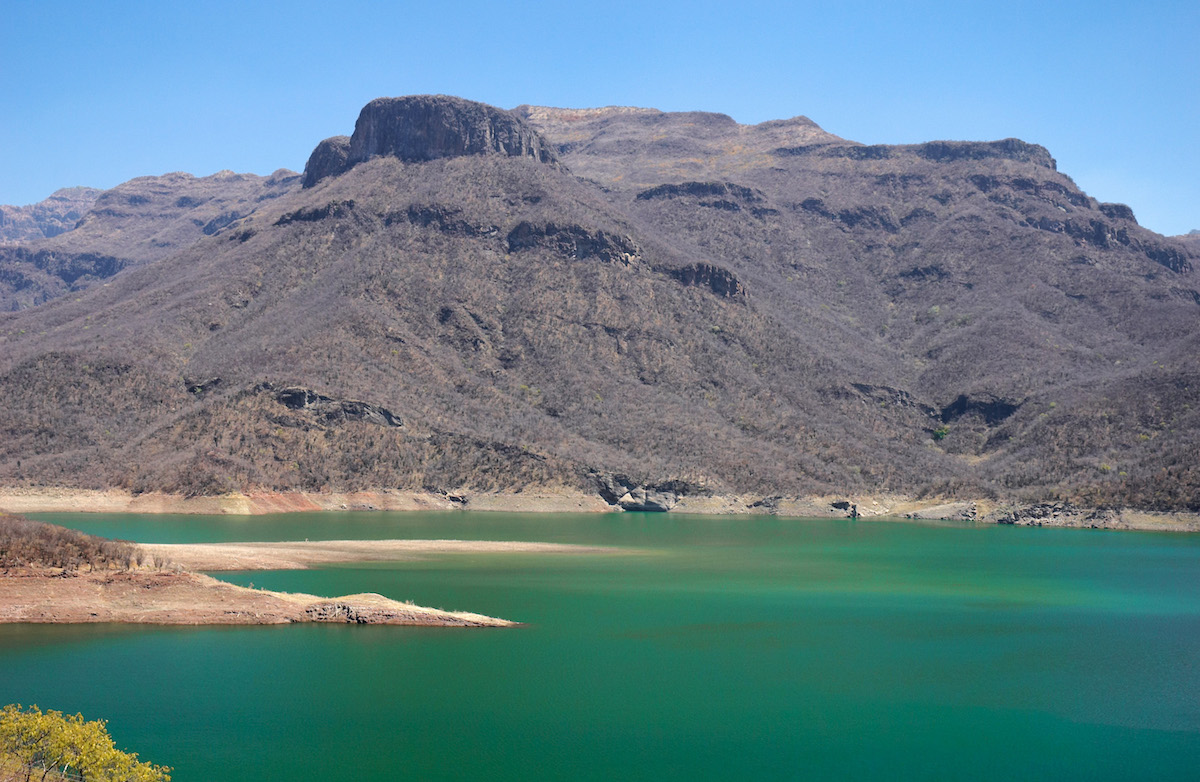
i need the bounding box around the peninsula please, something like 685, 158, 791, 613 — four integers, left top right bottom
0, 513, 516, 626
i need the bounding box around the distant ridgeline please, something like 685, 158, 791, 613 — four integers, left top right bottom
0, 95, 1197, 512
0, 187, 100, 244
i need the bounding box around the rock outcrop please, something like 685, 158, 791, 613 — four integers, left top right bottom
636, 181, 764, 204
505, 222, 638, 264
776, 138, 1057, 169
303, 95, 556, 187
275, 200, 357, 226
663, 262, 747, 299
259, 384, 402, 427
1099, 202, 1137, 223
595, 474, 687, 512
984, 502, 1119, 528
302, 597, 504, 626
301, 136, 351, 188
939, 393, 1021, 425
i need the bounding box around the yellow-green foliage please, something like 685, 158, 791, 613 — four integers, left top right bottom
0, 705, 169, 782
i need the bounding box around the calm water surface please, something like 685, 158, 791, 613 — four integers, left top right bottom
3, 512, 1199, 780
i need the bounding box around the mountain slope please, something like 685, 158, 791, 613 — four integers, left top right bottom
0, 96, 1197, 511
522, 105, 1200, 508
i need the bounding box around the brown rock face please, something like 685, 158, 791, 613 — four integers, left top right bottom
303, 95, 556, 187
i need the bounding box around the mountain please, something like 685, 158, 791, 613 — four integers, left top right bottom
0, 95, 1197, 512
0, 187, 101, 245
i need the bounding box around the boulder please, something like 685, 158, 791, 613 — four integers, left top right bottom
594, 473, 680, 511
617, 488, 678, 512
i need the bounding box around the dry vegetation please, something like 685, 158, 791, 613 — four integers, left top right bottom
0, 513, 147, 571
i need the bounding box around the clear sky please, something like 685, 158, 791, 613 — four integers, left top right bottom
2, 0, 1197, 235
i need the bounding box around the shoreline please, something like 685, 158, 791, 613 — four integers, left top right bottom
0, 487, 1196, 532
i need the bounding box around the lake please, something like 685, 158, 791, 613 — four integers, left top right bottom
3, 512, 1199, 780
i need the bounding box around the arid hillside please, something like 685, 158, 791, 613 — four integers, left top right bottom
0, 95, 1197, 511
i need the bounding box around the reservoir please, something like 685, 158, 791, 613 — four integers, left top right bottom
3, 512, 1199, 780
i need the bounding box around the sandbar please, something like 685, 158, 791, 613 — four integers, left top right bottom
142, 539, 622, 571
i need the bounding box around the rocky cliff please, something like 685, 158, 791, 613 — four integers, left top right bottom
304, 95, 555, 187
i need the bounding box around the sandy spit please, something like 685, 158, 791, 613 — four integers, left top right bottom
142, 539, 622, 571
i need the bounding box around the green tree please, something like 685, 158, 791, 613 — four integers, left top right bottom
0, 705, 170, 782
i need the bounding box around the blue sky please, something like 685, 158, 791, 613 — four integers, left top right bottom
2, 0, 1197, 234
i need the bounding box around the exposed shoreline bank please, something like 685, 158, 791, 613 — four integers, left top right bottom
1, 487, 1196, 532
0, 568, 514, 627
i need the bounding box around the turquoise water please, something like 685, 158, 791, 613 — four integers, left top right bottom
3, 512, 1199, 780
